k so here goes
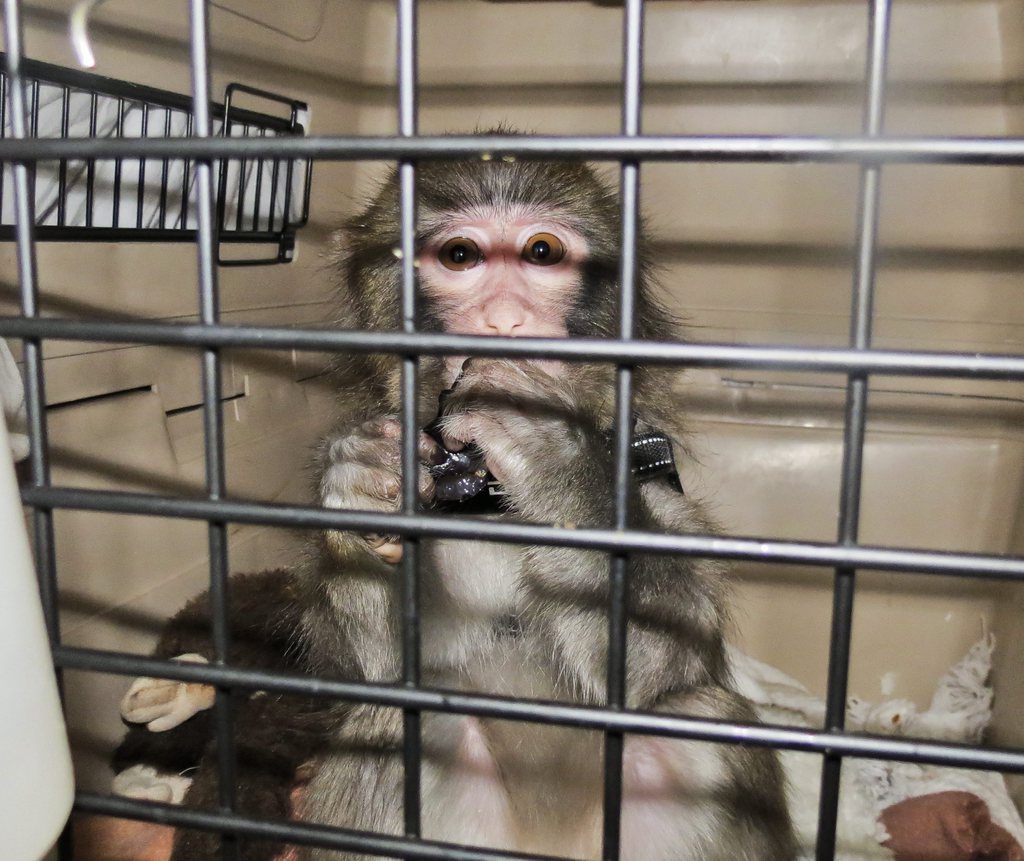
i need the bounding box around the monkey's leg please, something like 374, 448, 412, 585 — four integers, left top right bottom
419, 712, 517, 851
617, 687, 794, 861
303, 709, 520, 861
300, 704, 404, 861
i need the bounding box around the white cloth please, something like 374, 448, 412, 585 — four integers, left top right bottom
0, 338, 28, 462
729, 635, 1024, 860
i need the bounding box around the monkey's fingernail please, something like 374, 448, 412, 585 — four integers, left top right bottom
365, 533, 399, 547
391, 246, 404, 259
418, 432, 444, 462
442, 436, 466, 452
365, 536, 403, 564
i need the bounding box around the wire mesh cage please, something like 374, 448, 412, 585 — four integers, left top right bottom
1, 1, 1024, 861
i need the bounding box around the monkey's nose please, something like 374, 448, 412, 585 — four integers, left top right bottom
482, 300, 527, 336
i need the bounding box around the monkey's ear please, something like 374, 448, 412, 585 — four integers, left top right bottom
329, 214, 386, 267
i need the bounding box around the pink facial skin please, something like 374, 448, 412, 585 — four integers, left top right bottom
417, 206, 587, 387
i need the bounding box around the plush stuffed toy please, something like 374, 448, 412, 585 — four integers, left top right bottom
109, 568, 337, 861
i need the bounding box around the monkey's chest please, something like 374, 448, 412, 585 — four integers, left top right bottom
420, 538, 556, 694
427, 537, 524, 616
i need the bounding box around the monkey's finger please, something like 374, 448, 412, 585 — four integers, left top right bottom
364, 470, 401, 501
440, 434, 467, 452
419, 469, 436, 501
419, 430, 445, 464
355, 467, 433, 503
358, 423, 440, 464
375, 418, 401, 439
364, 533, 403, 564
329, 466, 400, 506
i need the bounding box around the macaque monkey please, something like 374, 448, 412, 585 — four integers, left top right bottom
299, 152, 795, 860
116, 148, 794, 860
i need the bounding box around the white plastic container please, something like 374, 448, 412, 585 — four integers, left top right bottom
0, 412, 74, 861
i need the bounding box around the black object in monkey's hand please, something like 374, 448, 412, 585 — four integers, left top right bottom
424, 380, 682, 515
424, 381, 510, 515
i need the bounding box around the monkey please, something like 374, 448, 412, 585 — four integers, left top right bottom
295, 149, 797, 861
113, 144, 795, 861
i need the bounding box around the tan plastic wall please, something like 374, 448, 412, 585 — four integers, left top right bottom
6, 0, 1023, 803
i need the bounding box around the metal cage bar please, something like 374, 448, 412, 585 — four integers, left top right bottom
4, 132, 1024, 164
5, 315, 1024, 379
397, 0, 424, 846
2, 0, 1023, 859
602, 1, 646, 858
2, 3, 67, 858
814, 0, 894, 856
14, 481, 1024, 584
187, 1, 238, 858
51, 644, 1024, 774
2, 0, 61, 667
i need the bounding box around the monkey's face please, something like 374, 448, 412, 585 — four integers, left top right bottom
341, 159, 629, 403
418, 205, 588, 386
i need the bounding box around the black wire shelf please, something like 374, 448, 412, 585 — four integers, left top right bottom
0, 54, 312, 265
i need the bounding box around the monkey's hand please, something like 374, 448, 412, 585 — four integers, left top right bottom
319, 416, 439, 564
119, 653, 216, 732
437, 359, 609, 524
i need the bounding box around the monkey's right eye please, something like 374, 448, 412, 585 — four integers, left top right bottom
439, 237, 482, 271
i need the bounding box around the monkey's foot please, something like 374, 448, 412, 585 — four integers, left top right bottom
112, 764, 193, 805
120, 653, 216, 732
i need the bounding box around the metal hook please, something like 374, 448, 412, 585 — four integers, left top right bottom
69, 0, 113, 68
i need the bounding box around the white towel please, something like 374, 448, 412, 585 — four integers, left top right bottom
729, 635, 1023, 860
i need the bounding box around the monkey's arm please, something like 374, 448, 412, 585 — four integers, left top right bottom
439, 358, 731, 709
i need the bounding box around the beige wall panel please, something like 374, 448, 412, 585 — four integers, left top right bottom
684, 389, 1024, 551
681, 382, 1024, 712
732, 573, 996, 713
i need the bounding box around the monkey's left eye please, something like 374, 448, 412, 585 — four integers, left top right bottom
439, 237, 482, 271
522, 233, 565, 266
